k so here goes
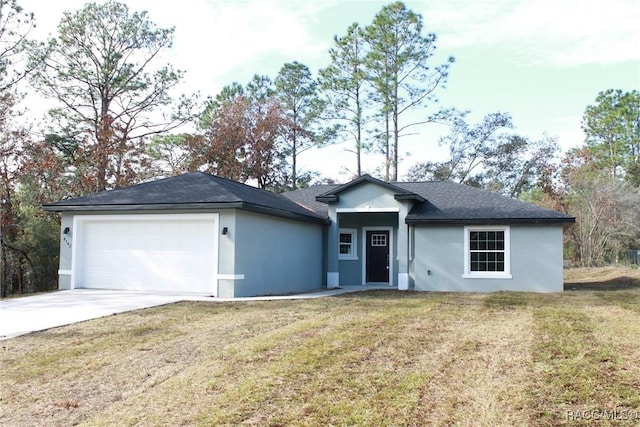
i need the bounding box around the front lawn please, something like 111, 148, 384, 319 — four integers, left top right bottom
1, 268, 639, 426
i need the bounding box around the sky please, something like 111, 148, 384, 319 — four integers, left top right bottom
18, 0, 640, 182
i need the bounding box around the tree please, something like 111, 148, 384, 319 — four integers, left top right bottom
582, 89, 640, 184
0, 92, 25, 297
319, 23, 371, 177
365, 1, 454, 181
0, 0, 39, 296
275, 61, 329, 189
483, 134, 560, 198
199, 82, 245, 130
146, 134, 192, 176
0, 0, 36, 91
190, 77, 286, 189
406, 112, 559, 197
29, 0, 194, 194
560, 149, 640, 265
531, 146, 640, 266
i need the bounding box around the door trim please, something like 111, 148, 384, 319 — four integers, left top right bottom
362, 226, 393, 286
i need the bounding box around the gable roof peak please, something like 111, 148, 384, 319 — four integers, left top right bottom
315, 174, 425, 203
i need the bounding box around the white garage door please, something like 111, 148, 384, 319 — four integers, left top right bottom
73, 214, 218, 295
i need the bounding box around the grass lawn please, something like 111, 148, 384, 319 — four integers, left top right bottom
1, 267, 639, 426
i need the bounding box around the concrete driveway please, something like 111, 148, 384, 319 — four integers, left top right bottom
0, 287, 370, 340
0, 289, 201, 340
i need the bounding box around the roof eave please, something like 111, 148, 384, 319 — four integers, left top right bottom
405, 217, 576, 225
315, 195, 338, 203
394, 193, 426, 202
239, 202, 329, 225
42, 201, 330, 226
42, 202, 246, 212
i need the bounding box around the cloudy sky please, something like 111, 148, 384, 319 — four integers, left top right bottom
19, 0, 640, 181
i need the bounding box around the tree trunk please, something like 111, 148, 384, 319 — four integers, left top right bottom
292, 134, 297, 190
384, 112, 390, 182
0, 234, 7, 298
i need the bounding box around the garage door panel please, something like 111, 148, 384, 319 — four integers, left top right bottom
76, 215, 218, 294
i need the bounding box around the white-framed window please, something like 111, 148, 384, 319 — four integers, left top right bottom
463, 226, 512, 279
339, 228, 358, 260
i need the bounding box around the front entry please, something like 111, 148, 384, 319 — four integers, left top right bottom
366, 230, 390, 283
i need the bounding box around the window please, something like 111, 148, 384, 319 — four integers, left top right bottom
370, 233, 387, 247
463, 226, 512, 279
339, 229, 357, 260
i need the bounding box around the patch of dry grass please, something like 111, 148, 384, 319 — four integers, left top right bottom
1, 270, 639, 426
564, 265, 640, 291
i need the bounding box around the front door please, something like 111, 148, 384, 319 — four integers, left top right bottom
366, 230, 390, 283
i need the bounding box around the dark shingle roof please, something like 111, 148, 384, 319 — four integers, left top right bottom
281, 178, 574, 225
397, 181, 574, 224
43, 172, 328, 225
281, 184, 337, 217
44, 172, 574, 225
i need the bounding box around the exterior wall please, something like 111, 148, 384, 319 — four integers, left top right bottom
337, 182, 400, 208
232, 210, 324, 297
216, 210, 238, 298
58, 213, 74, 289
413, 224, 564, 292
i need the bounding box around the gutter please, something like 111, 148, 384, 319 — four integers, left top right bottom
405, 217, 576, 225
42, 202, 330, 226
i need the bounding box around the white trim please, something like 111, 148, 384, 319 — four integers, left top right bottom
58, 269, 72, 276
71, 213, 220, 295
327, 272, 339, 288
362, 226, 394, 286
398, 273, 409, 290
70, 215, 79, 289
336, 207, 400, 213
338, 228, 358, 260
217, 274, 245, 280
463, 225, 512, 279
408, 225, 414, 261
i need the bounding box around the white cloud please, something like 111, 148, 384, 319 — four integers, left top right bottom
422, 0, 640, 66
151, 0, 337, 94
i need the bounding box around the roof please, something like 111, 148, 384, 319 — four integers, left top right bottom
282, 177, 574, 225
44, 172, 574, 226
315, 175, 425, 203
281, 184, 338, 216
398, 181, 575, 224
42, 172, 328, 225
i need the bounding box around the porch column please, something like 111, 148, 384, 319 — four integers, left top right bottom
326, 208, 339, 288
397, 208, 409, 290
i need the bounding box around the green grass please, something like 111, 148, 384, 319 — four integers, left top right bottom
1, 271, 640, 426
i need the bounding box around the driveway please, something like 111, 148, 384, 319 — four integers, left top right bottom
0, 287, 370, 340
0, 289, 197, 340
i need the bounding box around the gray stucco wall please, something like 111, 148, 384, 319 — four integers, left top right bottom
216, 210, 238, 298
413, 224, 564, 292
231, 210, 324, 297
58, 213, 74, 289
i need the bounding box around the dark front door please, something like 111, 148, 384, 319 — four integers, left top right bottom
366, 230, 390, 283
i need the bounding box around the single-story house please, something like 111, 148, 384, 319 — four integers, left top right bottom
43, 172, 575, 297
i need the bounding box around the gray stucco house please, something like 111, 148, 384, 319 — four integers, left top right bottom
43, 172, 575, 297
